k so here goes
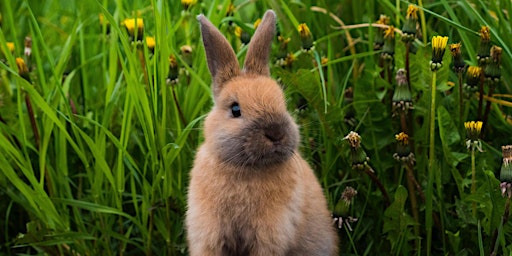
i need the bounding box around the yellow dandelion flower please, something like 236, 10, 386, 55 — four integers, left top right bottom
395, 132, 409, 145
467, 66, 482, 78
464, 121, 483, 140
431, 35, 448, 71
376, 15, 390, 25
321, 56, 328, 66
16, 57, 29, 78
169, 55, 178, 68
253, 18, 261, 29
450, 43, 461, 56
123, 18, 144, 40
6, 42, 14, 53
384, 26, 395, 39
181, 0, 197, 10
298, 23, 311, 39
406, 5, 419, 20
146, 36, 155, 50
226, 3, 235, 16
480, 26, 491, 42
298, 23, 314, 51
234, 26, 242, 39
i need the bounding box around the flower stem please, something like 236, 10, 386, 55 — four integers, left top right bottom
364, 164, 391, 206
405, 163, 420, 249
426, 70, 437, 256
482, 81, 495, 136
471, 147, 477, 217
458, 72, 464, 124
491, 196, 511, 256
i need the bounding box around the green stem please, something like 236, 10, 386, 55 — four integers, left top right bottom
418, 0, 427, 44
471, 147, 476, 218
426, 71, 437, 256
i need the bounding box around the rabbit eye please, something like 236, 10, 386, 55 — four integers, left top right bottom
231, 102, 241, 118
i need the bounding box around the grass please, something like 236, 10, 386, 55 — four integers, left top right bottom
1, 0, 512, 255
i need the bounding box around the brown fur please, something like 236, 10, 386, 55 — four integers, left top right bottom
186, 10, 338, 256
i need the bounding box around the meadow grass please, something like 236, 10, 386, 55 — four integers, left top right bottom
1, 0, 512, 255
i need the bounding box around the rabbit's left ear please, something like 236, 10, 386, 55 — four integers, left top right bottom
243, 10, 276, 77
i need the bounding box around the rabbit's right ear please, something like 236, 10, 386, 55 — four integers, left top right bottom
197, 15, 240, 99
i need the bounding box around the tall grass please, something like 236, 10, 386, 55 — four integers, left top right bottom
1, 0, 512, 255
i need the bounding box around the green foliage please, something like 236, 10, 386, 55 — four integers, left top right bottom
1, 0, 512, 255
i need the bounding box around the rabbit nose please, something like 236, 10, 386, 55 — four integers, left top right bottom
264, 125, 285, 144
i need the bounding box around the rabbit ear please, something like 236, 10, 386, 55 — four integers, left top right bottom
198, 14, 240, 98
243, 10, 276, 76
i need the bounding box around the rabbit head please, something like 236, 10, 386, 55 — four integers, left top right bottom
198, 10, 299, 169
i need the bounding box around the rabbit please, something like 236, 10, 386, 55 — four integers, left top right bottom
186, 10, 339, 256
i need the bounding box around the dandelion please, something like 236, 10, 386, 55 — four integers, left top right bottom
450, 43, 465, 73
477, 26, 491, 65
181, 0, 197, 10
16, 57, 29, 80
6, 42, 14, 53
484, 45, 502, 82
393, 132, 415, 164
275, 35, 291, 66
381, 26, 395, 61
430, 36, 448, 71
123, 18, 144, 41
145, 36, 155, 53
253, 18, 261, 30
392, 69, 413, 115
226, 3, 235, 17
374, 15, 389, 50
465, 66, 482, 91
464, 121, 483, 149
99, 13, 110, 35
402, 5, 418, 42
180, 45, 193, 66
298, 23, 314, 52
500, 145, 512, 197
333, 186, 358, 231
344, 131, 390, 205
234, 26, 250, 45
167, 55, 179, 85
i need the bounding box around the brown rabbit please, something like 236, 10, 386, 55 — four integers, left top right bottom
186, 10, 339, 256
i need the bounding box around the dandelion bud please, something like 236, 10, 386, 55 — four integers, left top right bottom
374, 15, 389, 50
275, 36, 291, 65
145, 36, 155, 54
484, 45, 502, 82
477, 26, 491, 65
181, 0, 197, 10
332, 186, 358, 230
392, 69, 413, 115
24, 37, 32, 58
16, 57, 30, 81
234, 26, 250, 45
344, 131, 369, 169
180, 45, 193, 66
393, 132, 415, 164
253, 18, 261, 30
401, 5, 418, 42
464, 121, 483, 151
298, 23, 314, 52
5, 42, 14, 54
450, 43, 465, 73
381, 26, 395, 61
465, 66, 481, 92
99, 13, 111, 35
123, 18, 144, 41
500, 145, 512, 198
167, 55, 179, 85
430, 36, 448, 71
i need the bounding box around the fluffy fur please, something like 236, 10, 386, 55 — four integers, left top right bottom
186, 10, 338, 256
